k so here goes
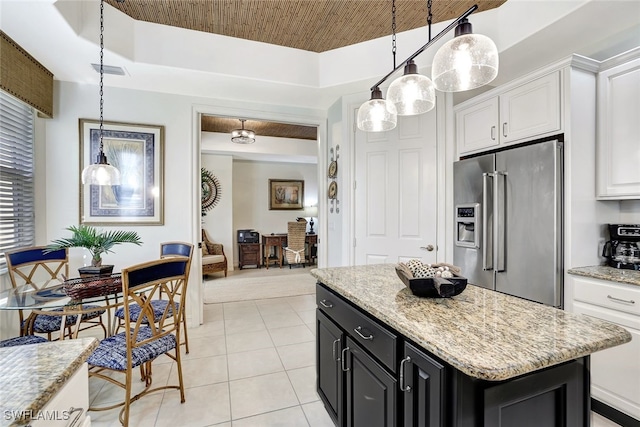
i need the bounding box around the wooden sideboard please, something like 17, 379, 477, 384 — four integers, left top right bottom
262, 233, 318, 268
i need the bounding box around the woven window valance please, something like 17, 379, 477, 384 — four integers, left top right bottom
0, 30, 54, 118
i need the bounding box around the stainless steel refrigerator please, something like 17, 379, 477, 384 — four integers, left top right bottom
453, 140, 563, 307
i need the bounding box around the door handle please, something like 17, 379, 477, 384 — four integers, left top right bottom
341, 347, 350, 371
353, 326, 373, 341
399, 356, 412, 392
494, 171, 506, 272
420, 245, 434, 251
332, 339, 341, 361
482, 173, 493, 271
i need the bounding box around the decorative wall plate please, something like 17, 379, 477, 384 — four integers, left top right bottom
201, 168, 222, 215
328, 181, 338, 199
328, 160, 338, 178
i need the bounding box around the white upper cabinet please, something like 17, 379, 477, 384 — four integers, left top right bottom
456, 71, 561, 156
596, 49, 640, 200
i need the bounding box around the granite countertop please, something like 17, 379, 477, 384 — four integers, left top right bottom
0, 338, 98, 427
310, 264, 631, 382
568, 265, 640, 287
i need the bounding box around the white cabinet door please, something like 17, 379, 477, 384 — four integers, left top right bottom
456, 71, 561, 157
596, 55, 640, 199
500, 71, 561, 144
573, 301, 640, 420
455, 97, 499, 155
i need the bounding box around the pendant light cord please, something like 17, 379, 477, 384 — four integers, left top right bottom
427, 0, 432, 41
391, 0, 397, 69
99, 0, 105, 153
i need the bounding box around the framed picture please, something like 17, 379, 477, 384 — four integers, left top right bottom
79, 119, 164, 225
269, 179, 304, 210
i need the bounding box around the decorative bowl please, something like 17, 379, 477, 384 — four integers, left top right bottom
395, 266, 467, 298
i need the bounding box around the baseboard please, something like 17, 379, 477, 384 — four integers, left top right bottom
592, 399, 640, 427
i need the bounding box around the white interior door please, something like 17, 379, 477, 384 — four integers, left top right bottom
354, 108, 438, 265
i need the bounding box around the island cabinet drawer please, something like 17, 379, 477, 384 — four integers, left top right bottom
317, 284, 398, 373
573, 277, 640, 317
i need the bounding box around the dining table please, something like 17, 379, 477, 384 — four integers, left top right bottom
0, 274, 126, 340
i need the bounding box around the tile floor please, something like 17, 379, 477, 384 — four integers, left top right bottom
86, 268, 623, 427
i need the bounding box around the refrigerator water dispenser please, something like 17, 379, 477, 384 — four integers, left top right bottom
455, 203, 480, 248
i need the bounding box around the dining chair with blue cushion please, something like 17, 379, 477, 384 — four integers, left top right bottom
88, 257, 189, 427
0, 335, 48, 348
6, 247, 107, 340
113, 242, 193, 352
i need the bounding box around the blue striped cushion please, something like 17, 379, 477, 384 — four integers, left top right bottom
114, 301, 179, 323
24, 304, 105, 333
87, 327, 177, 370
0, 335, 48, 347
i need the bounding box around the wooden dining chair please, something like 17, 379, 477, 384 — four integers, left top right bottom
284, 221, 307, 268
87, 257, 189, 427
5, 246, 107, 340
113, 242, 193, 352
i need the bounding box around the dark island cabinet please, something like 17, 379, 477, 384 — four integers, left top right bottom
344, 337, 397, 427
401, 343, 446, 427
316, 309, 344, 426
316, 282, 589, 427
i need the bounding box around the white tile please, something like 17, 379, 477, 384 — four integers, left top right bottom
255, 299, 294, 315
224, 318, 266, 335
287, 366, 320, 404
269, 325, 315, 347
178, 354, 228, 387
277, 341, 316, 370
227, 347, 284, 380
155, 383, 231, 427
231, 405, 309, 427
90, 392, 163, 427
297, 309, 317, 325
188, 320, 225, 338
91, 362, 172, 406
229, 372, 299, 420
226, 330, 274, 354
262, 311, 304, 329
301, 401, 336, 427
182, 334, 227, 358
286, 295, 317, 312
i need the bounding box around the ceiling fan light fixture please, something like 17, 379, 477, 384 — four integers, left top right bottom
387, 60, 436, 115
431, 18, 499, 92
231, 119, 256, 144
357, 87, 398, 132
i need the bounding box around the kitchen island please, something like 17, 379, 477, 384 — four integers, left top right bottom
0, 337, 98, 427
311, 264, 631, 427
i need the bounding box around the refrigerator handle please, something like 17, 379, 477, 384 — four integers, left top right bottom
482, 173, 493, 271
494, 171, 507, 272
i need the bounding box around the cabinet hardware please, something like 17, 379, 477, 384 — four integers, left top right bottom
399, 356, 412, 392
341, 347, 350, 371
491, 125, 496, 140
354, 326, 374, 340
607, 295, 635, 304
332, 339, 341, 361
503, 122, 507, 137
319, 300, 333, 308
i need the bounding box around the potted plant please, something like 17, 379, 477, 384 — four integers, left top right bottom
47, 225, 142, 276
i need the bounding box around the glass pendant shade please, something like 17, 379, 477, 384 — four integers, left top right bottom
231, 119, 256, 144
81, 152, 121, 185
432, 19, 499, 92
387, 60, 436, 115
357, 88, 398, 132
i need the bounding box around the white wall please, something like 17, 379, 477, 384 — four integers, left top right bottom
232, 160, 318, 266
201, 154, 234, 269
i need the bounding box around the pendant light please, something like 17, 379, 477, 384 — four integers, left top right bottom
231, 119, 256, 144
431, 18, 499, 92
81, 0, 121, 186
386, 0, 436, 116
356, 0, 399, 132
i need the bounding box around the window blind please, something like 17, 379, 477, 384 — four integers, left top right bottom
0, 90, 35, 268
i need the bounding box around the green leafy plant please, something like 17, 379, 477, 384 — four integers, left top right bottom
47, 225, 142, 266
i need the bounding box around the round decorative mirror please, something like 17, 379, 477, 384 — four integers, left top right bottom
201, 168, 222, 215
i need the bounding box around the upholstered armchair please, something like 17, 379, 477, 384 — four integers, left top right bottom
201, 229, 228, 277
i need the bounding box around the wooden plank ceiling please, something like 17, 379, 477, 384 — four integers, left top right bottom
109, 0, 506, 139
105, 0, 507, 53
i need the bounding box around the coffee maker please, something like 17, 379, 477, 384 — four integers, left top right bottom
602, 224, 640, 270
